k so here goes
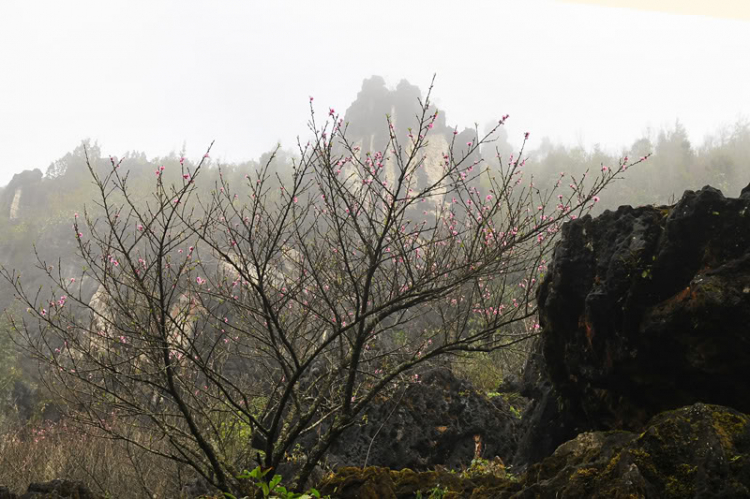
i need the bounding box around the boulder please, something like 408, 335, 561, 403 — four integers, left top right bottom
508, 403, 750, 498
325, 369, 522, 472
537, 185, 750, 432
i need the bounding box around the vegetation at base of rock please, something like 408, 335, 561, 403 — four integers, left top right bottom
316, 404, 750, 499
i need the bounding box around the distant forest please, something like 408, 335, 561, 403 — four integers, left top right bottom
2, 113, 748, 252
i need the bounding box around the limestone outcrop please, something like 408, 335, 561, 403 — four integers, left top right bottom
536, 184, 750, 433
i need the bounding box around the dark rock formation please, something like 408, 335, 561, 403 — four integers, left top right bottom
325, 369, 521, 472
317, 403, 750, 498
0, 480, 101, 499
512, 343, 585, 468
537, 185, 750, 433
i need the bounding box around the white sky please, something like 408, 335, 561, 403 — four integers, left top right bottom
1, 0, 748, 186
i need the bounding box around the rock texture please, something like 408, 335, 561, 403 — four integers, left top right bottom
511, 343, 584, 468
325, 369, 521, 471
317, 403, 750, 498
510, 403, 750, 498
537, 185, 750, 433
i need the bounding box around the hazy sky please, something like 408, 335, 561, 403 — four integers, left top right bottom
1, 0, 748, 186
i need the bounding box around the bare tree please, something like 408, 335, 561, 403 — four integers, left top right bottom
2, 84, 642, 494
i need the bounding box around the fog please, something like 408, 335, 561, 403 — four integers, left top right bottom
3, 2, 750, 495
1, 0, 749, 187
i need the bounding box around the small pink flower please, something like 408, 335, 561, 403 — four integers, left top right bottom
524, 132, 530, 139
183, 174, 190, 180
593, 196, 600, 203
137, 224, 144, 231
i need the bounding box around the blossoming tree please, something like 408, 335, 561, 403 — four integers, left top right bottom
2, 84, 643, 494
